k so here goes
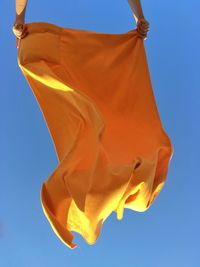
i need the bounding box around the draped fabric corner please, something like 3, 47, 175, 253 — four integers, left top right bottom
17, 22, 174, 249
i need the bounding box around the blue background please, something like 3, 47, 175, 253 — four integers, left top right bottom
1, 0, 200, 266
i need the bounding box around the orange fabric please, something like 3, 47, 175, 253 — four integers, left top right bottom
17, 22, 174, 249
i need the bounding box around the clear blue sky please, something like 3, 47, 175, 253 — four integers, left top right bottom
1, 0, 200, 266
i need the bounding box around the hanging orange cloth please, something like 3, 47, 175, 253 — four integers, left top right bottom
17, 22, 174, 249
